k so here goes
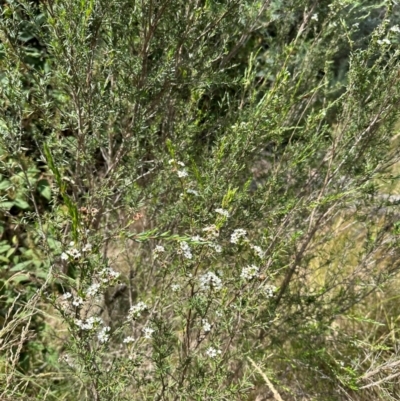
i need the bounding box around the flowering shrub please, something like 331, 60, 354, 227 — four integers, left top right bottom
2, 1, 400, 400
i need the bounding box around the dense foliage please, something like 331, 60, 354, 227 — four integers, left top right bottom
2, 0, 400, 400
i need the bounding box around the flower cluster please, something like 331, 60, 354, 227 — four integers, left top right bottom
143, 327, 155, 339
250, 244, 264, 259
230, 229, 247, 244
177, 170, 188, 178
75, 316, 103, 330
215, 208, 229, 218
264, 284, 277, 298
208, 242, 222, 253
98, 326, 110, 343
186, 188, 199, 196
61, 241, 93, 261
205, 347, 221, 358
199, 272, 223, 291
153, 245, 165, 258
180, 241, 192, 259
123, 336, 135, 344
202, 225, 219, 239
99, 266, 120, 284
86, 283, 101, 297
202, 319, 212, 332
240, 265, 259, 280
128, 301, 148, 320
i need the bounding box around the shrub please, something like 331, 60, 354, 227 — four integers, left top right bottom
2, 0, 400, 400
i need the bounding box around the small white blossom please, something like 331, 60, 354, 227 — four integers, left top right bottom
230, 229, 247, 244
202, 225, 219, 239
123, 336, 135, 344
98, 326, 111, 343
62, 292, 72, 300
187, 189, 199, 196
199, 272, 223, 291
264, 284, 277, 298
202, 319, 212, 333
177, 161, 185, 167
72, 296, 84, 307
215, 208, 230, 218
180, 241, 192, 259
168, 159, 175, 164
311, 13, 318, 21
69, 241, 75, 247
352, 22, 359, 29
191, 235, 204, 242
377, 38, 391, 45
205, 346, 221, 358
99, 267, 120, 283
86, 283, 101, 297
250, 244, 264, 259
208, 243, 222, 253
177, 170, 188, 178
153, 245, 165, 259
82, 243, 92, 252
128, 301, 148, 319
75, 316, 102, 330
143, 327, 155, 339
154, 245, 165, 253
171, 284, 181, 292
68, 248, 81, 259
390, 25, 400, 33
61, 252, 69, 261
240, 265, 259, 280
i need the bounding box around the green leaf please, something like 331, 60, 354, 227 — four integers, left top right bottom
37, 179, 51, 200
14, 198, 30, 210
10, 261, 32, 271
0, 180, 11, 191
0, 201, 14, 211
0, 243, 11, 254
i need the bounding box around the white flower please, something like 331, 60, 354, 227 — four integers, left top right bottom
128, 301, 148, 319
177, 170, 188, 178
377, 38, 391, 45
250, 244, 264, 259
72, 296, 84, 307
202, 319, 212, 333
390, 25, 400, 33
68, 248, 81, 259
99, 267, 120, 283
180, 241, 192, 259
143, 327, 155, 339
187, 189, 199, 196
191, 235, 204, 242
123, 336, 135, 344
205, 347, 221, 358
98, 326, 110, 343
69, 241, 75, 247
177, 161, 185, 166
352, 22, 359, 29
240, 265, 259, 280
86, 283, 100, 297
199, 272, 223, 291
202, 225, 219, 239
230, 229, 247, 244
171, 284, 181, 292
61, 252, 69, 261
168, 159, 175, 164
208, 243, 222, 253
75, 316, 102, 330
82, 243, 92, 252
62, 292, 72, 300
215, 208, 229, 218
153, 245, 165, 258
311, 13, 318, 21
264, 285, 277, 298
